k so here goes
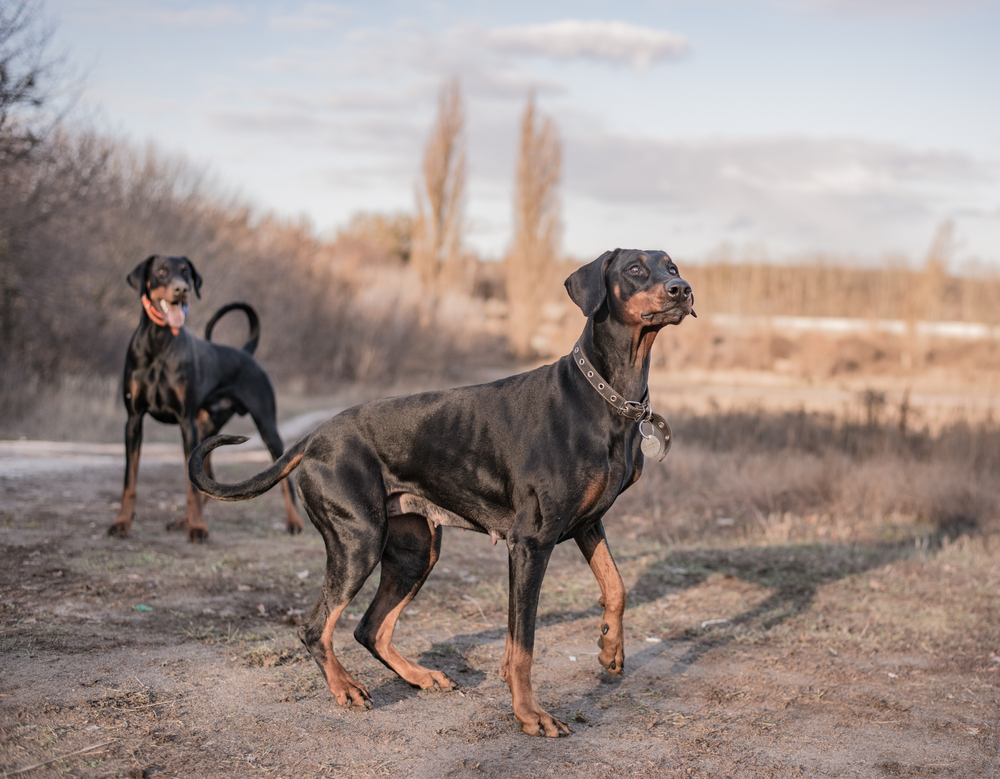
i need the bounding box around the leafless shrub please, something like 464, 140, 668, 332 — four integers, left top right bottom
335, 211, 412, 265
0, 134, 504, 431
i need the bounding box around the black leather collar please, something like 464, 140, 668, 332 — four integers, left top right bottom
571, 341, 651, 421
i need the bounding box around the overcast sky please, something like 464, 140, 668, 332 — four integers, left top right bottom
47, 0, 1000, 266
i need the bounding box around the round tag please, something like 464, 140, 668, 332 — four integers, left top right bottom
638, 419, 662, 458
640, 435, 662, 458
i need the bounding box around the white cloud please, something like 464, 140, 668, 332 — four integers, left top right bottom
66, 1, 246, 28
781, 0, 988, 16
485, 20, 689, 70
569, 134, 986, 204
135, 4, 245, 29
268, 3, 352, 32
563, 133, 996, 257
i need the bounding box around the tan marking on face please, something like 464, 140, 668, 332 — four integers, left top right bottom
619, 287, 668, 364
622, 287, 665, 326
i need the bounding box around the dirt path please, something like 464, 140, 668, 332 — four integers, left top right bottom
1, 447, 998, 778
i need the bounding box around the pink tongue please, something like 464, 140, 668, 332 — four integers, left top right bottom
164, 303, 186, 330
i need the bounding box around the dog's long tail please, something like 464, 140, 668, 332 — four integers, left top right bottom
189, 434, 308, 501
204, 302, 260, 355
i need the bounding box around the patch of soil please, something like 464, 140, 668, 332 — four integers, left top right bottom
2, 456, 998, 778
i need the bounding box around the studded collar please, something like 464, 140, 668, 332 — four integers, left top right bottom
571, 341, 651, 421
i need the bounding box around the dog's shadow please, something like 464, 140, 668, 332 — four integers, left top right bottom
414, 515, 974, 694
359, 650, 493, 709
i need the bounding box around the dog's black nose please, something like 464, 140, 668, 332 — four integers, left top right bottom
665, 279, 691, 301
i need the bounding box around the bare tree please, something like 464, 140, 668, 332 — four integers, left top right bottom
0, 0, 69, 161
411, 77, 466, 288
1, 0, 88, 360
505, 92, 562, 356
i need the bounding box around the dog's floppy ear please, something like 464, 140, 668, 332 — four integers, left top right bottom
182, 256, 203, 299
127, 256, 156, 293
564, 249, 619, 317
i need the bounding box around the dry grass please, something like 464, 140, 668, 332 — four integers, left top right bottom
611, 394, 1000, 553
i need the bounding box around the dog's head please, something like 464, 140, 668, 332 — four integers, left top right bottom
565, 248, 695, 327
127, 255, 202, 331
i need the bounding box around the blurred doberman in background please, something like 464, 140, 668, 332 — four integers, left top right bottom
109, 254, 304, 541
188, 248, 694, 736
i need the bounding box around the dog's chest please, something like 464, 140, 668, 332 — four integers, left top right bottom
127, 360, 189, 417
567, 448, 635, 522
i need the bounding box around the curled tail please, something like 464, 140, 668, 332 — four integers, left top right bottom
189, 434, 308, 501
204, 302, 260, 355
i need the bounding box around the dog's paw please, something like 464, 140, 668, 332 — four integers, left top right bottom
330, 681, 373, 710
516, 707, 573, 738
597, 625, 625, 675
187, 525, 209, 543
419, 671, 457, 691
107, 518, 132, 538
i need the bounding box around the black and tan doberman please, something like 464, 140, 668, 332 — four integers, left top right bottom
188, 248, 694, 735
109, 254, 304, 541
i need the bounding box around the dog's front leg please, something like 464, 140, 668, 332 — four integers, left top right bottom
172, 418, 208, 542
575, 521, 626, 675
502, 527, 571, 737
109, 412, 144, 537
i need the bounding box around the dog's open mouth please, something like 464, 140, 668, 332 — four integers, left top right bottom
159, 298, 188, 330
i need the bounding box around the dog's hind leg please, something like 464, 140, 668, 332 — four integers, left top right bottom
354, 515, 456, 691
296, 462, 386, 708
195, 409, 217, 484
299, 598, 373, 709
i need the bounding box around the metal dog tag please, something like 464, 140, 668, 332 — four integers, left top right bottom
639, 419, 662, 459
640, 435, 661, 459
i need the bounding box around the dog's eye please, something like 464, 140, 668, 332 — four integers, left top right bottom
628, 265, 642, 275
157, 267, 168, 276
668, 266, 678, 276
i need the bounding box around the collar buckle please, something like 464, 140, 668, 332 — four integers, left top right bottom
620, 399, 650, 420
